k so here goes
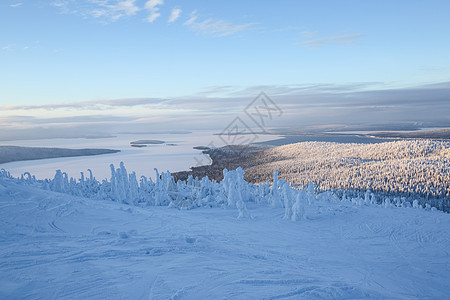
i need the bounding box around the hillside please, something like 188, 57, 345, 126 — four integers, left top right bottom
244, 140, 450, 199
1, 173, 449, 299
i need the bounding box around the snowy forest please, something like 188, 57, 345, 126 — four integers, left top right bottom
243, 140, 450, 211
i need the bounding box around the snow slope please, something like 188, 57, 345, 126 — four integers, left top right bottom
1, 178, 449, 299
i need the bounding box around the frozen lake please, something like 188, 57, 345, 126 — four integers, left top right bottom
0, 131, 280, 180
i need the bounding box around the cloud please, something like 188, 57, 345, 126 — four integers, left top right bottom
168, 8, 181, 23
183, 10, 256, 37
181, 82, 450, 127
49, 2, 253, 35
2, 82, 449, 140
113, 0, 140, 15
50, 1, 73, 14
89, 0, 140, 21
145, 0, 163, 23
183, 10, 198, 25
193, 82, 384, 98
10, 3, 22, 8
0, 97, 166, 111
1, 44, 14, 51
297, 33, 364, 48
51, 0, 140, 22
269, 26, 302, 33
0, 115, 137, 126
300, 31, 318, 37
2, 43, 38, 52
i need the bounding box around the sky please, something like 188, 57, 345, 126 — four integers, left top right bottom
1, 0, 449, 140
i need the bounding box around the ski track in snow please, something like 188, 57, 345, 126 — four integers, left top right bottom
0, 179, 449, 299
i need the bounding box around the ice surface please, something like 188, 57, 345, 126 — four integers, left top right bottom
0, 132, 282, 180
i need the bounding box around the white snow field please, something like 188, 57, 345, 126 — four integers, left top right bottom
1, 166, 450, 299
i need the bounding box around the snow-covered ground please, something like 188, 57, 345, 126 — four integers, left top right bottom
1, 176, 449, 299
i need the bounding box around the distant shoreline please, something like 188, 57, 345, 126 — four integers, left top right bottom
173, 145, 268, 182
366, 128, 450, 139
0, 146, 120, 165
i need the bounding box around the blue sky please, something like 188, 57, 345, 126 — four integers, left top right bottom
0, 0, 449, 138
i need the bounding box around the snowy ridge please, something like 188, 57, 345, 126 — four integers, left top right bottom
0, 161, 441, 220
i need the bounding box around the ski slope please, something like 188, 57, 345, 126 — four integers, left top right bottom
1, 177, 449, 299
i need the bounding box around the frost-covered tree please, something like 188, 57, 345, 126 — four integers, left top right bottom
6, 159, 442, 221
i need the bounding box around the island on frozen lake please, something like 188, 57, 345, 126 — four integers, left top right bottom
0, 146, 120, 165
130, 140, 165, 146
